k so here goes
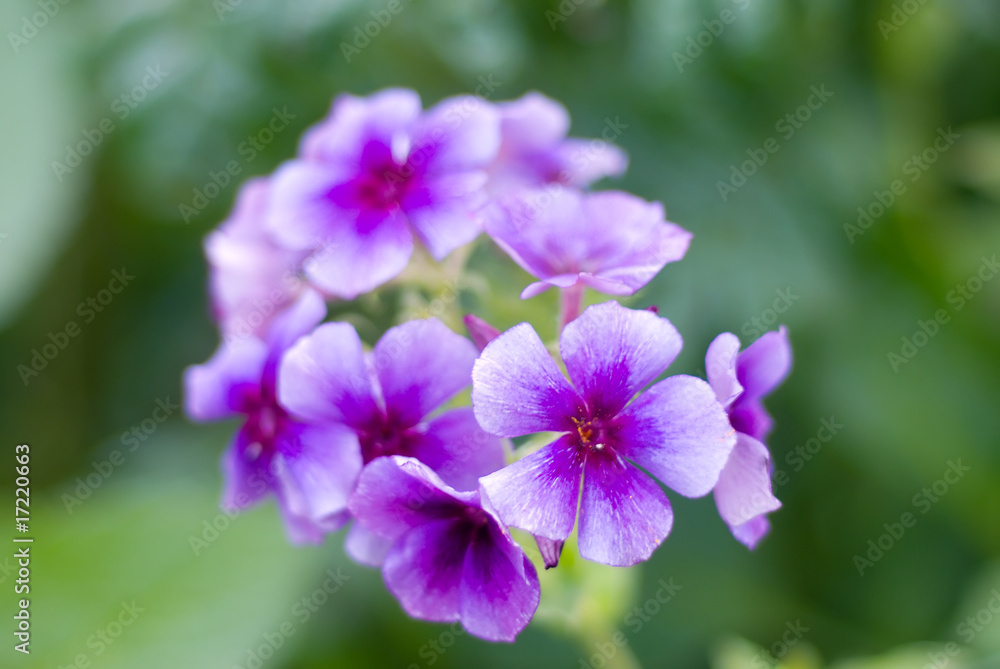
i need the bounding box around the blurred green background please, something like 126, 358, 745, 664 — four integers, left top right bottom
2, 0, 1000, 667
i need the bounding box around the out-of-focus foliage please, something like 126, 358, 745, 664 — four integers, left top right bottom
2, 0, 999, 667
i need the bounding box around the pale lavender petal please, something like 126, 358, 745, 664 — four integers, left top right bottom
617, 375, 736, 498
732, 515, 771, 550
220, 429, 271, 511
273, 421, 363, 526
560, 301, 682, 416
410, 408, 506, 491
262, 289, 326, 361
472, 323, 582, 437
553, 138, 628, 187
498, 92, 570, 153
345, 522, 394, 567
374, 318, 478, 426
736, 326, 792, 402
412, 95, 501, 173
349, 456, 470, 541
300, 89, 423, 165
705, 332, 743, 408
278, 322, 379, 429
519, 274, 578, 300
460, 527, 541, 642
276, 504, 332, 545
577, 451, 673, 567
463, 314, 501, 352
402, 172, 488, 260
714, 432, 781, 531
184, 338, 269, 421
478, 435, 583, 540
266, 160, 361, 250
383, 518, 469, 623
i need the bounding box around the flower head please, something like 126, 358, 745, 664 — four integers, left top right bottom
267, 89, 501, 299
184, 290, 360, 543
349, 456, 540, 642
706, 327, 792, 549
486, 187, 691, 300
487, 92, 627, 193
473, 301, 735, 566
278, 317, 506, 562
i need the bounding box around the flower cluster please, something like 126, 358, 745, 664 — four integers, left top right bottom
185, 88, 791, 642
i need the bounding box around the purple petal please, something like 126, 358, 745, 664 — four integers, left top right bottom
345, 522, 394, 567
402, 172, 488, 260
714, 432, 781, 530
498, 92, 570, 153
300, 89, 423, 166
617, 375, 736, 498
272, 421, 363, 528
472, 323, 582, 437
732, 515, 771, 550
266, 160, 360, 250
383, 518, 469, 623
577, 451, 673, 567
412, 95, 501, 173
348, 456, 470, 541
705, 332, 743, 408
409, 408, 507, 491
276, 504, 340, 546
220, 429, 271, 511
736, 326, 792, 402
460, 526, 541, 642
478, 435, 583, 540
184, 339, 268, 421
278, 322, 379, 429
560, 301, 682, 416
262, 289, 326, 361
534, 536, 564, 569
374, 318, 478, 427
463, 314, 501, 352
553, 138, 628, 187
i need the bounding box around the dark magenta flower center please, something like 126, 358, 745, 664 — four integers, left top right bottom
356, 163, 410, 211
357, 415, 421, 464
238, 385, 289, 463
571, 415, 618, 453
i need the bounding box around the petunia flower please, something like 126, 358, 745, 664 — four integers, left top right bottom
184, 290, 360, 544
278, 317, 506, 564
706, 327, 792, 549
267, 88, 501, 300
487, 92, 628, 194
485, 187, 691, 324
473, 301, 735, 567
348, 456, 540, 642
205, 177, 308, 342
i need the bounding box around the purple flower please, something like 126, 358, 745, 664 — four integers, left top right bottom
473, 301, 736, 567
205, 177, 308, 341
487, 92, 627, 193
348, 456, 540, 642
278, 317, 506, 563
267, 88, 501, 300
184, 290, 361, 544
706, 327, 792, 549
485, 186, 692, 300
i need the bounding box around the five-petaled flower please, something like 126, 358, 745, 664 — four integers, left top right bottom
706, 327, 792, 548
473, 301, 736, 567
349, 456, 540, 642
278, 317, 505, 564
267, 88, 500, 300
